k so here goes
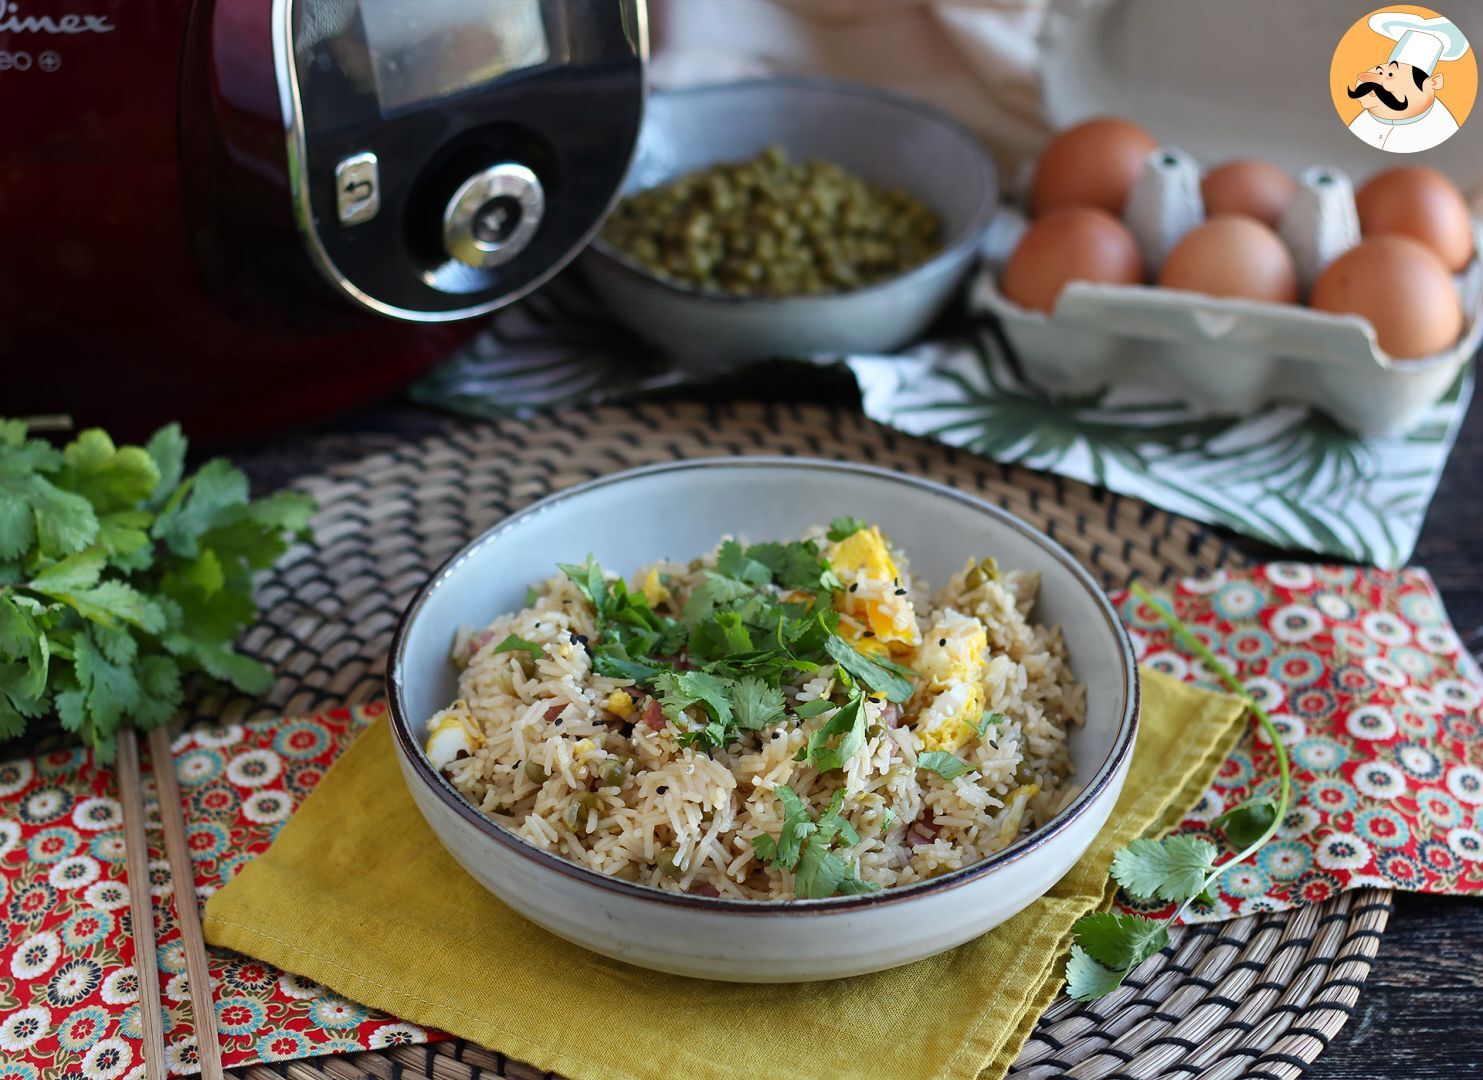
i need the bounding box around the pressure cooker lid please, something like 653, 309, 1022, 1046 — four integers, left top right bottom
275, 0, 647, 322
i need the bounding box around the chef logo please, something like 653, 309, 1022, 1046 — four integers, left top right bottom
1331, 6, 1474, 153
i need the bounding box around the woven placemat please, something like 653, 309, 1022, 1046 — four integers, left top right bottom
213, 402, 1391, 1080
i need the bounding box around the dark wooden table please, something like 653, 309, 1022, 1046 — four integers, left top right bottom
224, 384, 1483, 1078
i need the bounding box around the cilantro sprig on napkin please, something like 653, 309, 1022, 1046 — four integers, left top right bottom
0, 419, 314, 761
1065, 584, 1292, 1001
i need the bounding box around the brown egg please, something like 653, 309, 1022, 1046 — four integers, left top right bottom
1030, 118, 1158, 218
1000, 207, 1143, 313
1311, 235, 1464, 359
1157, 216, 1298, 303
1356, 166, 1474, 272
1201, 160, 1298, 228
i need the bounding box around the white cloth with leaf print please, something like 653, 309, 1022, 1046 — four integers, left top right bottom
410, 274, 1474, 570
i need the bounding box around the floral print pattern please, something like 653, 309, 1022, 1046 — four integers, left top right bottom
1113, 565, 1483, 922
0, 703, 434, 1076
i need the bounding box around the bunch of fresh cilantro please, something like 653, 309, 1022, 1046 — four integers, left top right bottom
1065, 583, 1292, 1000
0, 419, 314, 761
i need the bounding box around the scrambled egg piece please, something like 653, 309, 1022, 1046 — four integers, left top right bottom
830, 527, 920, 649
604, 688, 635, 719
639, 568, 669, 609
424, 707, 482, 769
915, 680, 984, 753
915, 610, 988, 686
830, 526, 899, 582
910, 611, 990, 752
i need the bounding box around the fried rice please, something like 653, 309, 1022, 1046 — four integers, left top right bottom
424, 522, 1085, 900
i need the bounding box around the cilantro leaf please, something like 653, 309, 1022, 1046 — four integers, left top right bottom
491, 634, 542, 658
1065, 945, 1129, 1002
917, 751, 971, 780
715, 539, 772, 586
654, 670, 735, 748
823, 635, 915, 702
754, 786, 879, 898
729, 675, 785, 731
689, 609, 754, 662
776, 785, 820, 866
1111, 835, 1220, 902
1213, 797, 1280, 850
46, 581, 166, 634
799, 692, 865, 771
131, 654, 183, 728
1071, 911, 1170, 971
145, 423, 186, 504
29, 548, 107, 593
0, 466, 97, 558
152, 458, 250, 558
681, 572, 754, 626
826, 516, 868, 542
557, 558, 609, 612
792, 698, 835, 719
972, 711, 1004, 736
524, 584, 540, 607
59, 429, 160, 512
746, 539, 833, 593
592, 644, 665, 682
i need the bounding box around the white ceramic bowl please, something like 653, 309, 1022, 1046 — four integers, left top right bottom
387, 459, 1138, 982
581, 78, 999, 370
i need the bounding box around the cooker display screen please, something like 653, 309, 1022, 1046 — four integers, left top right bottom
360, 0, 551, 114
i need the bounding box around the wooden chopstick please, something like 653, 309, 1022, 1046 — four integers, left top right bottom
149, 723, 226, 1080
117, 728, 168, 1080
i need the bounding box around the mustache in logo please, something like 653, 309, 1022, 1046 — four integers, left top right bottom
1349, 79, 1409, 111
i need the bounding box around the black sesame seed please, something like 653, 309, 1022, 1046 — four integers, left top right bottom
939, 638, 947, 647
862, 630, 876, 638
657, 785, 668, 794
848, 583, 858, 593
989, 739, 999, 750
554, 719, 563, 726
894, 588, 908, 596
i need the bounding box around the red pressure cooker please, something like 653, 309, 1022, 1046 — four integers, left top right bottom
1, 0, 646, 440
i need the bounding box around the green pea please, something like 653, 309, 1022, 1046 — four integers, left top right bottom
599, 758, 628, 788
657, 846, 682, 877
563, 792, 602, 832
524, 760, 548, 784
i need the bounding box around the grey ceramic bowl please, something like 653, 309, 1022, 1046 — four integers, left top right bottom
387, 458, 1139, 982
581, 78, 998, 370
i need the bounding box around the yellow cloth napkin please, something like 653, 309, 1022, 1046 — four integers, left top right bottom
204, 670, 1246, 1080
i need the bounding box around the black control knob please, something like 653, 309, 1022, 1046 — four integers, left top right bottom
442, 163, 545, 270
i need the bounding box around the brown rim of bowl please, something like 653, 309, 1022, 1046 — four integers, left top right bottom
386, 457, 1140, 914
581, 76, 999, 307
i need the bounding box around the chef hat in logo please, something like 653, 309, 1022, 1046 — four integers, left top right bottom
1369, 12, 1471, 75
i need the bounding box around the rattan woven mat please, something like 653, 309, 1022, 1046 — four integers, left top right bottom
212, 402, 1390, 1080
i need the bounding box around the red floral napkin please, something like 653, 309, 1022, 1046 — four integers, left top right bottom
0, 563, 1477, 1077
1110, 564, 1483, 921
0, 704, 440, 1079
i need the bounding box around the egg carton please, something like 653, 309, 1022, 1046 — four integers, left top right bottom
976, 155, 1483, 437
